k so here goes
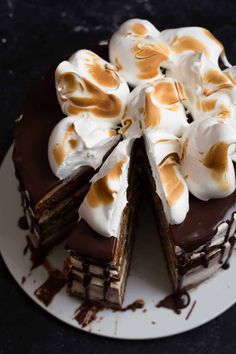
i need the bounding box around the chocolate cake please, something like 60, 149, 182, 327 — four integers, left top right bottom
13, 18, 236, 309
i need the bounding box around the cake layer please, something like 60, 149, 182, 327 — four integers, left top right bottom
64, 139, 142, 307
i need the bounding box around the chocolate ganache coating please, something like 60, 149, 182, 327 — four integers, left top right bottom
67, 220, 116, 262
171, 189, 236, 252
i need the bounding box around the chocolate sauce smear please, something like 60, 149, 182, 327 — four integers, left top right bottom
74, 302, 104, 327
34, 260, 66, 306
18, 216, 29, 230
156, 291, 190, 315
23, 243, 29, 255
113, 299, 145, 312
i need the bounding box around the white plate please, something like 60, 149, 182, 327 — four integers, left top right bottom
0, 146, 236, 340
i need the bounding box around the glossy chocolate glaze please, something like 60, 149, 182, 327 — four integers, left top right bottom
67, 220, 117, 262
13, 44, 109, 207
13, 72, 63, 206
171, 190, 236, 252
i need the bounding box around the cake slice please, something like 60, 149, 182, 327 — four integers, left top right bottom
13, 44, 128, 265
64, 139, 142, 309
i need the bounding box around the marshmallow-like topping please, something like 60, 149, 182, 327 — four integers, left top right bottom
48, 116, 120, 180
127, 78, 188, 137
55, 49, 129, 126
79, 139, 133, 237
109, 18, 170, 87
160, 26, 230, 66
180, 118, 236, 201
144, 131, 189, 224
167, 53, 235, 120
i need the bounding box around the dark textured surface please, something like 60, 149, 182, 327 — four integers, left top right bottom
1, 0, 236, 353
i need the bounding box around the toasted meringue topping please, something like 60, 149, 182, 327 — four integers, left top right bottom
48, 116, 120, 180
109, 18, 170, 87
48, 19, 236, 232
56, 50, 129, 125
159, 154, 185, 207
160, 26, 230, 66
144, 131, 189, 224
180, 118, 236, 200
127, 78, 188, 136
79, 139, 134, 237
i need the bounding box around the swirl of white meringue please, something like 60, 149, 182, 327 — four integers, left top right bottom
144, 130, 189, 224
48, 115, 120, 180
180, 117, 236, 201
109, 18, 170, 87
127, 78, 188, 137
55, 49, 129, 127
160, 26, 231, 67
166, 53, 235, 122
79, 139, 134, 237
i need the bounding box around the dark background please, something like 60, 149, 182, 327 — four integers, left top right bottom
1, 0, 236, 353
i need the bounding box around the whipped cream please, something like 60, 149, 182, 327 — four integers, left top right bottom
160, 26, 230, 67
144, 130, 189, 224
127, 78, 188, 137
79, 139, 133, 237
55, 49, 129, 127
109, 18, 170, 87
48, 116, 120, 180
180, 118, 236, 200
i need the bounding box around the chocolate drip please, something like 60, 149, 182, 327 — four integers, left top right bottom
82, 262, 91, 301
18, 216, 29, 230
156, 290, 190, 315
219, 244, 226, 264
175, 290, 191, 310
222, 236, 236, 269
177, 253, 186, 292
219, 217, 234, 266
203, 241, 211, 268
103, 266, 111, 303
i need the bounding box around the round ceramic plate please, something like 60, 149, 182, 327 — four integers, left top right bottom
0, 146, 236, 340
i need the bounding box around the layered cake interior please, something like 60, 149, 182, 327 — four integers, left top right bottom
13, 18, 236, 309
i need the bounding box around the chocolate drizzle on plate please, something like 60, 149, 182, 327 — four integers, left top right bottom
73, 302, 104, 327
21, 276, 26, 285
222, 236, 236, 269
34, 260, 66, 306
156, 291, 190, 315
103, 266, 111, 303
18, 216, 29, 230
114, 299, 145, 312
